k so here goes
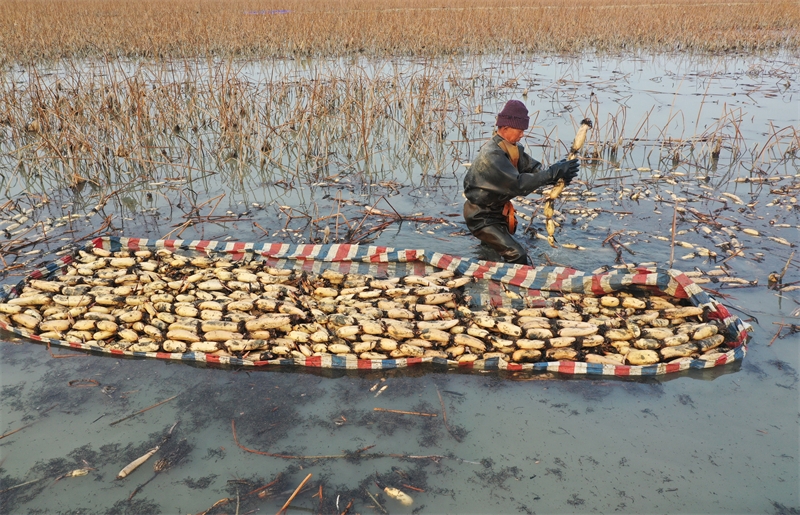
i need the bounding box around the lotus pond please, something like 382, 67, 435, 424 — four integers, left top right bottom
0, 52, 798, 514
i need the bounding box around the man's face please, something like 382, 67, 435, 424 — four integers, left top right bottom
498, 126, 524, 144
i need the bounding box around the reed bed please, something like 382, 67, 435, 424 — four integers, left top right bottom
0, 60, 472, 197
1, 0, 798, 63
1, 57, 797, 207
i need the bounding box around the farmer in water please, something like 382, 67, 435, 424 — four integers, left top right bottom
463, 100, 580, 266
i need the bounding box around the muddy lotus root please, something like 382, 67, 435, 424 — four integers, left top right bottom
0, 247, 730, 366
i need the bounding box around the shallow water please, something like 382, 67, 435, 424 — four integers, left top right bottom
1, 52, 799, 514
1, 307, 797, 515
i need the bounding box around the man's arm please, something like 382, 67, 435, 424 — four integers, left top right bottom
517, 148, 580, 194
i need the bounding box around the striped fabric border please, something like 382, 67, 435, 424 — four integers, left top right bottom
0, 237, 752, 376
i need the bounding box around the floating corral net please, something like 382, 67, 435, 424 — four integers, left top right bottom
0, 237, 751, 376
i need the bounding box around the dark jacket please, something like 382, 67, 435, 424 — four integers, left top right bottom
463, 134, 555, 232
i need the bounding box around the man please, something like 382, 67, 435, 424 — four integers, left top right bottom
463, 100, 579, 266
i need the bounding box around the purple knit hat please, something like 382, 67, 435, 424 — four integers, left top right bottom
496, 100, 529, 130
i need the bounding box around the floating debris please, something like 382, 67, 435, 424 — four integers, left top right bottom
117, 447, 159, 480
375, 477, 414, 506
52, 468, 93, 484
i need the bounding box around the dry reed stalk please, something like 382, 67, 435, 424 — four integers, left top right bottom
0, 477, 44, 495
668, 202, 679, 269
231, 419, 447, 463
108, 394, 179, 426
276, 473, 312, 515
373, 408, 438, 417
0, 421, 36, 440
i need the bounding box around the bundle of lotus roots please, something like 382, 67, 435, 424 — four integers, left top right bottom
0, 245, 736, 368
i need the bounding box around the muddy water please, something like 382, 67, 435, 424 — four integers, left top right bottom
1, 52, 799, 514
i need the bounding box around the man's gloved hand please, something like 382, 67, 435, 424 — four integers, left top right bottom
546, 158, 580, 185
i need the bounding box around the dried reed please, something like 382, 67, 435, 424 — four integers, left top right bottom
1, 0, 798, 63
2, 57, 796, 219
